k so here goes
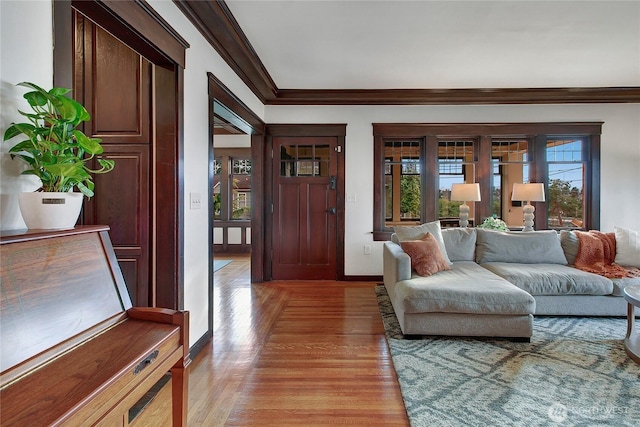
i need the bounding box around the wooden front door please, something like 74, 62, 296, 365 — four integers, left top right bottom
74, 14, 152, 306
272, 137, 339, 280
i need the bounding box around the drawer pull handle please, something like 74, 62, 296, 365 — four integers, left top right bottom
134, 350, 159, 375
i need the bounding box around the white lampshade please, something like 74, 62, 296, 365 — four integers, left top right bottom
512, 183, 545, 202
450, 183, 481, 202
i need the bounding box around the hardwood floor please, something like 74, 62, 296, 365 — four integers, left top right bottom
187, 254, 409, 425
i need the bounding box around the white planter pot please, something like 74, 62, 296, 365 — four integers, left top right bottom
18, 192, 84, 230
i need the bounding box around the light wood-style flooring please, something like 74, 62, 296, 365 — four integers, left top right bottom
187, 254, 409, 425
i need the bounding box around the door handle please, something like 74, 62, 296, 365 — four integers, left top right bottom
327, 207, 336, 215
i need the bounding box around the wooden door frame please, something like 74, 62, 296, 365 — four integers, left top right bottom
206, 73, 265, 354
207, 73, 266, 284
265, 124, 346, 281
53, 0, 188, 311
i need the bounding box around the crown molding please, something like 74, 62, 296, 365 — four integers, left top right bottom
175, 1, 640, 106
173, 0, 277, 103
274, 87, 640, 105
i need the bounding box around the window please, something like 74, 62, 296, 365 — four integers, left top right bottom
546, 138, 585, 229
213, 148, 252, 221
438, 140, 475, 226
280, 144, 330, 177
491, 139, 530, 227
213, 158, 222, 220
384, 140, 422, 223
373, 123, 602, 240
231, 158, 252, 219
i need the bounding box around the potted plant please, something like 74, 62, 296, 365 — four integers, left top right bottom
3, 82, 115, 229
478, 214, 509, 231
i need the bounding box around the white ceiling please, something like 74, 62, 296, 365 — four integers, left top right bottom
225, 0, 640, 90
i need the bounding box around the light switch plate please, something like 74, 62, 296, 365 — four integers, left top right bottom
190, 192, 202, 210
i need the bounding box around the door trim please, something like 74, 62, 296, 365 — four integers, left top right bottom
265, 124, 346, 281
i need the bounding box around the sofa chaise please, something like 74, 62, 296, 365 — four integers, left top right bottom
383, 223, 640, 340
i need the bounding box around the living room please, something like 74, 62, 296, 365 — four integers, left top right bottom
1, 1, 639, 425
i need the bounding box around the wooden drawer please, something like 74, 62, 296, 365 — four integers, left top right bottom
1, 320, 180, 426
129, 375, 172, 427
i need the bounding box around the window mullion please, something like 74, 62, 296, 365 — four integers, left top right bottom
222, 155, 231, 221
477, 136, 492, 224
392, 162, 402, 222
424, 136, 438, 222
532, 135, 548, 230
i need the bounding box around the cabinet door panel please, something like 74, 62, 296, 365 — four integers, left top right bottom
76, 14, 152, 306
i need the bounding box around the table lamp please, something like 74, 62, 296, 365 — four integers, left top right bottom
450, 183, 481, 228
512, 183, 545, 232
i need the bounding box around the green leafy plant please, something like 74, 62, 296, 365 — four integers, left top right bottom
479, 214, 509, 231
3, 82, 115, 198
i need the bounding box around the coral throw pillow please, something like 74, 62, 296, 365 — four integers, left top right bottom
400, 233, 451, 277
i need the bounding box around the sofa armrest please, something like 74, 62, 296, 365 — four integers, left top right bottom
383, 241, 412, 287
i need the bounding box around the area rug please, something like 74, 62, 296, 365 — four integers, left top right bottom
213, 259, 232, 272
375, 285, 640, 427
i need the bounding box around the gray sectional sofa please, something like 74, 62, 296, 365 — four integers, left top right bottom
383, 225, 640, 340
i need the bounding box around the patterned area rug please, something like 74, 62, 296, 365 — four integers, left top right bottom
375, 285, 640, 427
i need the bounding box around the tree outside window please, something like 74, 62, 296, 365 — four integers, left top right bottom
546, 139, 585, 229
384, 140, 422, 225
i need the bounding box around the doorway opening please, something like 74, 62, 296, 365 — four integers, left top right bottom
207, 73, 266, 345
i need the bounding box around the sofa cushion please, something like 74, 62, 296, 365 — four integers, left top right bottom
395, 261, 535, 315
441, 228, 476, 262
400, 233, 451, 277
614, 226, 640, 268
560, 230, 580, 265
481, 262, 614, 296
475, 229, 567, 265
611, 276, 640, 297
393, 220, 451, 265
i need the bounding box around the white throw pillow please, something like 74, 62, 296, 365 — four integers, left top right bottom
393, 220, 452, 265
614, 226, 640, 268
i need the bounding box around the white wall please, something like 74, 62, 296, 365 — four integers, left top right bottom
0, 1, 53, 228
214, 134, 251, 148
265, 103, 640, 276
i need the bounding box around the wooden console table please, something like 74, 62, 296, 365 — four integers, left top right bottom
623, 285, 640, 364
0, 226, 190, 426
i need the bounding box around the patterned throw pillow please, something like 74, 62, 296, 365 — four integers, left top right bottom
393, 220, 452, 265
400, 233, 451, 277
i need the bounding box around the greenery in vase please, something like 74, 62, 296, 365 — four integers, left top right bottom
3, 82, 115, 198
479, 215, 509, 231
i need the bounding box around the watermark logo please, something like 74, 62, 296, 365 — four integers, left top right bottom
547, 403, 629, 422
548, 403, 568, 422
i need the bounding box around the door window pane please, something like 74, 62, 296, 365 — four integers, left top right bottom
280, 144, 330, 177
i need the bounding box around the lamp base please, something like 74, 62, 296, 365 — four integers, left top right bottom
522, 203, 535, 232
459, 203, 470, 228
